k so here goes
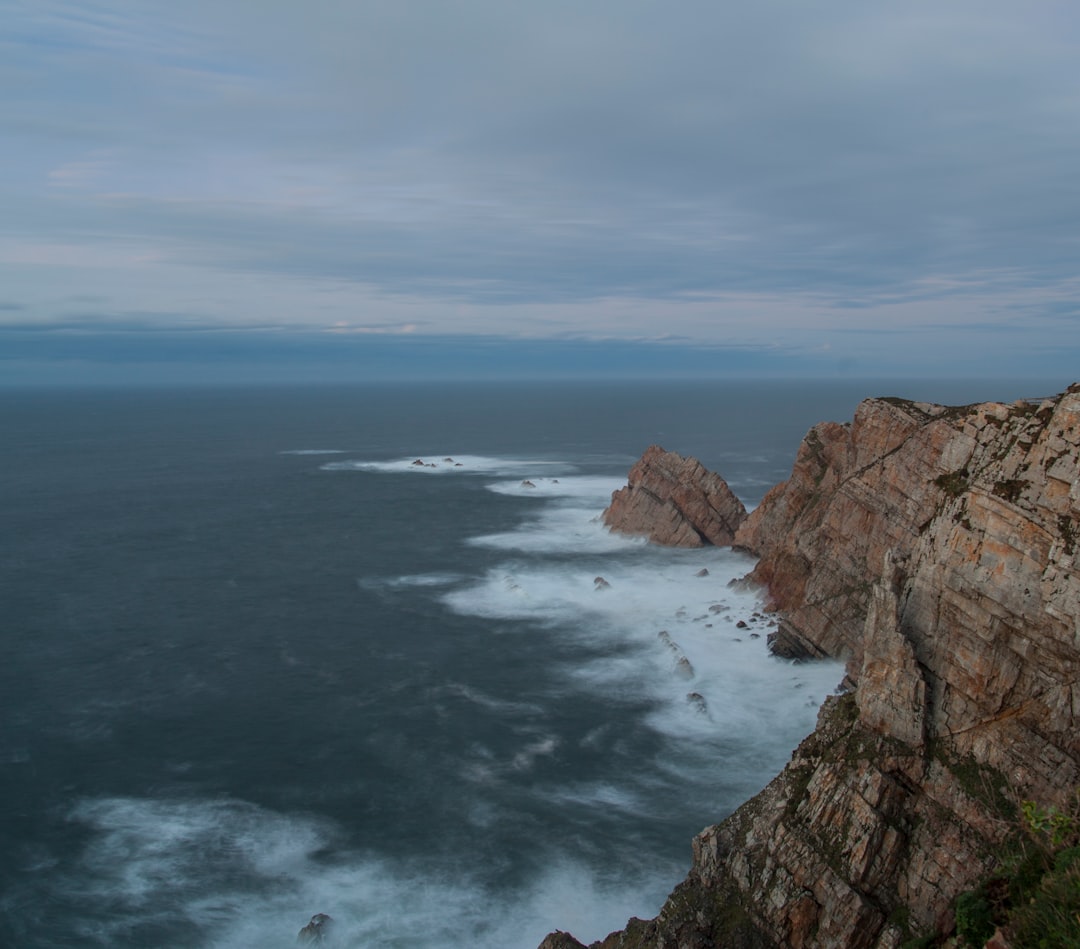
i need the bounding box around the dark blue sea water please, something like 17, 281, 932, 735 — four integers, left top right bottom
0, 379, 1042, 948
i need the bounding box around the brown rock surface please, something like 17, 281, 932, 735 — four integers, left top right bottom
603, 445, 748, 547
541, 384, 1080, 949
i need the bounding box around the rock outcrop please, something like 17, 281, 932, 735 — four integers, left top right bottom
604, 445, 748, 547
543, 384, 1080, 949
297, 913, 333, 944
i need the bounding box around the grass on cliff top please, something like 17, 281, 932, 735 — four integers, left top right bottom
941, 791, 1080, 949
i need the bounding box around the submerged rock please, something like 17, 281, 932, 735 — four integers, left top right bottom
687, 691, 708, 715
297, 913, 333, 944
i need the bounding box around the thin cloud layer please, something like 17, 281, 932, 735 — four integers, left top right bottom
3, 0, 1079, 379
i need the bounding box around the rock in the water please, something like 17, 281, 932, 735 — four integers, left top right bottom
603, 445, 748, 547
695, 567, 710, 577
687, 691, 708, 714
593, 576, 611, 590
521, 480, 536, 488
297, 913, 333, 944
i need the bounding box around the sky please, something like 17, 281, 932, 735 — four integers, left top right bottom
2, 0, 1079, 385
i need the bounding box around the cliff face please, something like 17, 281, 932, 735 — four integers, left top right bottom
735, 389, 1080, 800
603, 445, 748, 547
544, 385, 1080, 949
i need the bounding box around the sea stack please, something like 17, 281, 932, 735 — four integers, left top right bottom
603, 445, 748, 547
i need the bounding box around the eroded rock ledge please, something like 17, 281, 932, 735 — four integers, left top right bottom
545, 385, 1080, 949
603, 444, 748, 547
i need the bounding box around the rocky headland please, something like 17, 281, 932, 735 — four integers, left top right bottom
548, 384, 1080, 948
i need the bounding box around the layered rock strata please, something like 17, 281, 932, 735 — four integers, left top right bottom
545, 384, 1080, 949
603, 445, 748, 547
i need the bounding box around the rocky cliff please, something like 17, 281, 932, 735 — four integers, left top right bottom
542, 384, 1080, 949
603, 445, 748, 547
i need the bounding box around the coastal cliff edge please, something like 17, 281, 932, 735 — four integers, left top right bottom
545, 384, 1080, 948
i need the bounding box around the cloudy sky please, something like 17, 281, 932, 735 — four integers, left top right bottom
3, 0, 1079, 384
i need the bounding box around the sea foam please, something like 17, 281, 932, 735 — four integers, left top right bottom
56, 795, 675, 949
321, 454, 570, 476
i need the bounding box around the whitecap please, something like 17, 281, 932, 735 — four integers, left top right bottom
444, 549, 842, 784
438, 682, 545, 716
484, 475, 624, 501
469, 506, 644, 555
543, 783, 646, 815
358, 573, 463, 590
321, 455, 571, 476
442, 549, 758, 630
511, 736, 560, 772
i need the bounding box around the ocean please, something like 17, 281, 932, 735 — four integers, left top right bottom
0, 379, 1038, 948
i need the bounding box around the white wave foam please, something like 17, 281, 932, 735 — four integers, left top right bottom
443, 549, 842, 772
544, 783, 646, 815
363, 573, 464, 589
443, 548, 753, 628
61, 795, 674, 949
484, 475, 623, 501
438, 682, 544, 716
321, 455, 571, 476
469, 506, 644, 554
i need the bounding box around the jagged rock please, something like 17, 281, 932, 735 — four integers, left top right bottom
687, 691, 708, 714
412, 458, 425, 466
695, 568, 710, 577
856, 552, 927, 747
603, 445, 748, 546
594, 576, 611, 590
537, 932, 587, 949
297, 913, 333, 944
674, 655, 695, 679
540, 384, 1080, 949
522, 480, 537, 488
